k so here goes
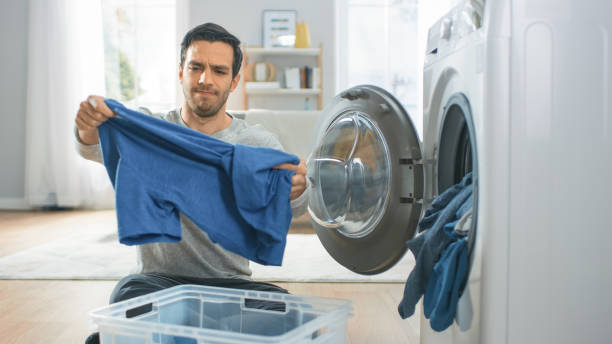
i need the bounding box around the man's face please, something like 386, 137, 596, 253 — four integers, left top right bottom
179, 40, 239, 118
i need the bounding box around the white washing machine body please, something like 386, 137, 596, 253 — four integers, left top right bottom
306, 0, 611, 342
419, 2, 485, 343
420, 0, 612, 343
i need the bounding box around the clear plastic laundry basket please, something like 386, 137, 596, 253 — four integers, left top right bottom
89, 284, 353, 344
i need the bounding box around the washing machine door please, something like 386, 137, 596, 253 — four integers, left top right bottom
308, 85, 424, 275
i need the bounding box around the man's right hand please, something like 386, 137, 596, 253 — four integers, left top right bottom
75, 95, 115, 145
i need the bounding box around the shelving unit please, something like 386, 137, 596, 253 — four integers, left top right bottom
241, 45, 323, 110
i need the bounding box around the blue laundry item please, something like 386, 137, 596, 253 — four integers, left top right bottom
398, 173, 473, 319
423, 235, 469, 332
97, 99, 299, 266
418, 174, 472, 233
455, 275, 473, 331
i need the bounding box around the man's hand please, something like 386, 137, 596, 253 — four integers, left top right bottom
75, 95, 115, 145
274, 158, 307, 201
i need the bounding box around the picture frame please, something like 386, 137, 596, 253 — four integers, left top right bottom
262, 10, 297, 48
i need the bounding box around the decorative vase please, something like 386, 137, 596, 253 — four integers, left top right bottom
294, 22, 311, 49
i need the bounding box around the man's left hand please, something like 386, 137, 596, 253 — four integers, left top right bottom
274, 159, 307, 200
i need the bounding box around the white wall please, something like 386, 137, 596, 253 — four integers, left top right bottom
186, 0, 336, 111
0, 1, 28, 207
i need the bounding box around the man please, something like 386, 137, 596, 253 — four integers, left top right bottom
76, 23, 307, 343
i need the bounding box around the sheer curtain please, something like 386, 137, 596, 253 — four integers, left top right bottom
25, 0, 114, 209
335, 0, 421, 135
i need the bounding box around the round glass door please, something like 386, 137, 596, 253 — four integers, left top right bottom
308, 85, 424, 275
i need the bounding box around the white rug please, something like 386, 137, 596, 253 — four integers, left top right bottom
0, 226, 414, 282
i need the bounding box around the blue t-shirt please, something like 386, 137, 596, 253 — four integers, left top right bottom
97, 99, 299, 266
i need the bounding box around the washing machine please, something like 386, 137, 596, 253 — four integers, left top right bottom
306, 0, 612, 343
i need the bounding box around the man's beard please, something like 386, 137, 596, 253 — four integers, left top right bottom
185, 85, 231, 118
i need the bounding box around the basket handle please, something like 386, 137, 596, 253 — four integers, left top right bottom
125, 302, 153, 318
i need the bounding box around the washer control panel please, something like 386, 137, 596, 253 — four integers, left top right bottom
425, 0, 483, 64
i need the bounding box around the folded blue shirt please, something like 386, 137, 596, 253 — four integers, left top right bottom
97, 99, 299, 265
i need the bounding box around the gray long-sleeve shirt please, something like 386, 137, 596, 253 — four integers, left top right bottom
75, 107, 307, 279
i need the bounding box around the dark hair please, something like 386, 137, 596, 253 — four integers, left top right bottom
180, 23, 242, 79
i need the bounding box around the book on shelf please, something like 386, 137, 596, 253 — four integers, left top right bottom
284, 66, 320, 90
284, 67, 301, 89
245, 81, 281, 90
301, 67, 307, 88
311, 67, 320, 89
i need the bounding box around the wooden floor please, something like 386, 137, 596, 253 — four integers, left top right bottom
0, 210, 419, 344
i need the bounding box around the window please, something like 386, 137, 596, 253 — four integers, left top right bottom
336, 0, 464, 137
336, 0, 420, 128
102, 0, 177, 113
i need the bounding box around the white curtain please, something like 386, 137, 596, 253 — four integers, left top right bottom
25, 0, 114, 209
